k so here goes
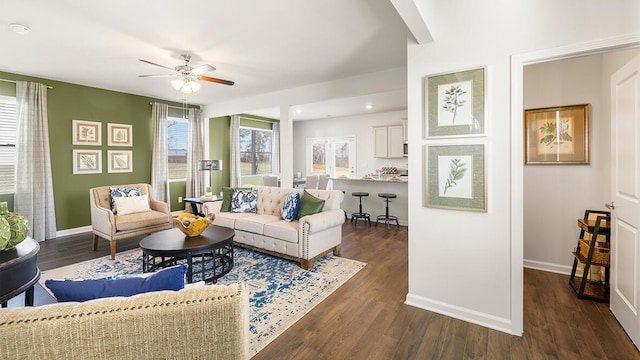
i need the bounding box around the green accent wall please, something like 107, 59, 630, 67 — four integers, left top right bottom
209, 116, 231, 194
169, 181, 187, 212
0, 71, 195, 230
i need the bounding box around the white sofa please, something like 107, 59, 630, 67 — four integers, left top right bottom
204, 186, 345, 269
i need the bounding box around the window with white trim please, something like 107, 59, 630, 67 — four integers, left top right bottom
0, 96, 16, 193
239, 127, 272, 176
167, 117, 188, 180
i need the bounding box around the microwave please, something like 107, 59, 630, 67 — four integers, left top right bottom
403, 143, 408, 157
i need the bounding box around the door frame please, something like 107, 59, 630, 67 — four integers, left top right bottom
510, 34, 640, 335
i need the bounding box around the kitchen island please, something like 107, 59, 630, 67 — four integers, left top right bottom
331, 177, 408, 226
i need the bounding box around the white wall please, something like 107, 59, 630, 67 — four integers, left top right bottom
292, 110, 408, 178
406, 0, 640, 335
523, 55, 608, 274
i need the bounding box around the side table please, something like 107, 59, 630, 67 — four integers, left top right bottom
184, 195, 223, 216
0, 237, 40, 307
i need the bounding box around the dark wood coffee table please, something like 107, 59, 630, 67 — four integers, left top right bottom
139, 225, 234, 284
0, 237, 40, 307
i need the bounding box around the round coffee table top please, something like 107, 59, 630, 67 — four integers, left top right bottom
139, 225, 235, 254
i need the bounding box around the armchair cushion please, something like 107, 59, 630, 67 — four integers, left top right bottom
113, 194, 151, 215
109, 186, 141, 213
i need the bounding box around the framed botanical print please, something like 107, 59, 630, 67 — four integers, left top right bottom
72, 120, 102, 146
524, 104, 590, 165
107, 123, 133, 147
72, 149, 102, 174
424, 67, 486, 138
425, 144, 486, 212
107, 150, 133, 173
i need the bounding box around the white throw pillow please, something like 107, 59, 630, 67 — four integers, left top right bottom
113, 194, 150, 215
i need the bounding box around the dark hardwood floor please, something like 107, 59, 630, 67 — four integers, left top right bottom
12, 223, 640, 359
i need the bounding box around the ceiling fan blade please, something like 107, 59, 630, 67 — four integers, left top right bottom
138, 74, 176, 78
199, 75, 235, 86
191, 64, 216, 75
139, 59, 176, 71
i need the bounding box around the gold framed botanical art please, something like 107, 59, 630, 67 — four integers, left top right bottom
524, 104, 590, 165
72, 119, 102, 146
107, 123, 133, 147
424, 67, 486, 138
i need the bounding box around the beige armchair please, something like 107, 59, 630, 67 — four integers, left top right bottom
90, 184, 172, 259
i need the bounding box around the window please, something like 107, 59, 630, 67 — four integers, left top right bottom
0, 96, 16, 193
239, 127, 272, 176
306, 136, 356, 178
167, 117, 188, 180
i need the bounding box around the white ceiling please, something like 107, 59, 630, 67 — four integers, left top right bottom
1, 0, 409, 120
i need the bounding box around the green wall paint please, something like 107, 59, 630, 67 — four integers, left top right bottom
0, 194, 14, 212
209, 116, 231, 194
0, 71, 195, 231
169, 181, 187, 212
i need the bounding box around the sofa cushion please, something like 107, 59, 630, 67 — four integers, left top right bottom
281, 192, 300, 221
109, 186, 141, 213
263, 220, 299, 243
214, 212, 254, 229
235, 214, 281, 234
113, 193, 150, 215
297, 190, 325, 219
44, 264, 187, 302
114, 210, 170, 232
231, 189, 258, 213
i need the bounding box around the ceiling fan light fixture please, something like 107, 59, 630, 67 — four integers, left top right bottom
188, 81, 201, 93
171, 78, 185, 91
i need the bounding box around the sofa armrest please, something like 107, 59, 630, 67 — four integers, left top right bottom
203, 201, 223, 216
299, 209, 345, 234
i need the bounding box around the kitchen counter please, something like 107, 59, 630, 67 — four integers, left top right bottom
332, 177, 408, 226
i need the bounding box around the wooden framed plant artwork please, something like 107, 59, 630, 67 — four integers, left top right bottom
107, 123, 133, 146
107, 150, 133, 173
72, 120, 102, 146
73, 149, 102, 174
424, 67, 486, 138
425, 144, 486, 212
524, 104, 590, 165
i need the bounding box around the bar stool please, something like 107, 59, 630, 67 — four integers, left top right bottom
376, 193, 400, 228
351, 192, 371, 226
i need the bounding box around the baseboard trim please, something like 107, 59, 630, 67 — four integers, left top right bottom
56, 225, 92, 238
404, 293, 514, 335
523, 259, 572, 275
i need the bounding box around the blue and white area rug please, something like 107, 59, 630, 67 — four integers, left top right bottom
39, 247, 366, 355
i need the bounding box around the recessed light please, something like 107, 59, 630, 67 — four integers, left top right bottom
9, 23, 30, 35
295, 108, 302, 114
366, 104, 373, 110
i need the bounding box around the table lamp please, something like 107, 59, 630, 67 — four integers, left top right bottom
198, 160, 223, 196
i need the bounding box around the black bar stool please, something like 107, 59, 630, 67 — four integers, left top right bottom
351, 192, 371, 226
376, 193, 400, 228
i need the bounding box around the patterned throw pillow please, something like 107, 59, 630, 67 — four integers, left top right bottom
221, 187, 251, 212
109, 187, 141, 214
230, 189, 258, 213
281, 192, 300, 221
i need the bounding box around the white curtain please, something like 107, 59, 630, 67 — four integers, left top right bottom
186, 108, 205, 198
14, 81, 57, 241
271, 121, 280, 175
151, 102, 169, 202
230, 114, 240, 187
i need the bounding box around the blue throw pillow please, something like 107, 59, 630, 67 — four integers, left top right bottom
281, 192, 300, 221
109, 187, 141, 214
230, 189, 258, 213
44, 264, 187, 302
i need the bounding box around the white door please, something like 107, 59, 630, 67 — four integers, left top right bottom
610, 54, 640, 350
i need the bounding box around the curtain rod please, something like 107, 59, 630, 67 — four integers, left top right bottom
148, 102, 198, 111
0, 78, 53, 89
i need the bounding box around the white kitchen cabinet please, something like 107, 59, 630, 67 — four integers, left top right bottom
402, 119, 408, 142
373, 125, 404, 158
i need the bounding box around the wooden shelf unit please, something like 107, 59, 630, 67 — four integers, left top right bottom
569, 209, 611, 302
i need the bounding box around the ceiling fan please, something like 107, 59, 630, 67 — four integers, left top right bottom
138, 54, 235, 93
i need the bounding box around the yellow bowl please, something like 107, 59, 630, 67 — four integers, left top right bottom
173, 214, 212, 237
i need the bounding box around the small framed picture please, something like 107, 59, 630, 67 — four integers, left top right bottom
107, 150, 133, 173
425, 144, 486, 212
524, 104, 590, 165
107, 123, 133, 147
73, 149, 102, 174
424, 67, 486, 138
72, 120, 102, 146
